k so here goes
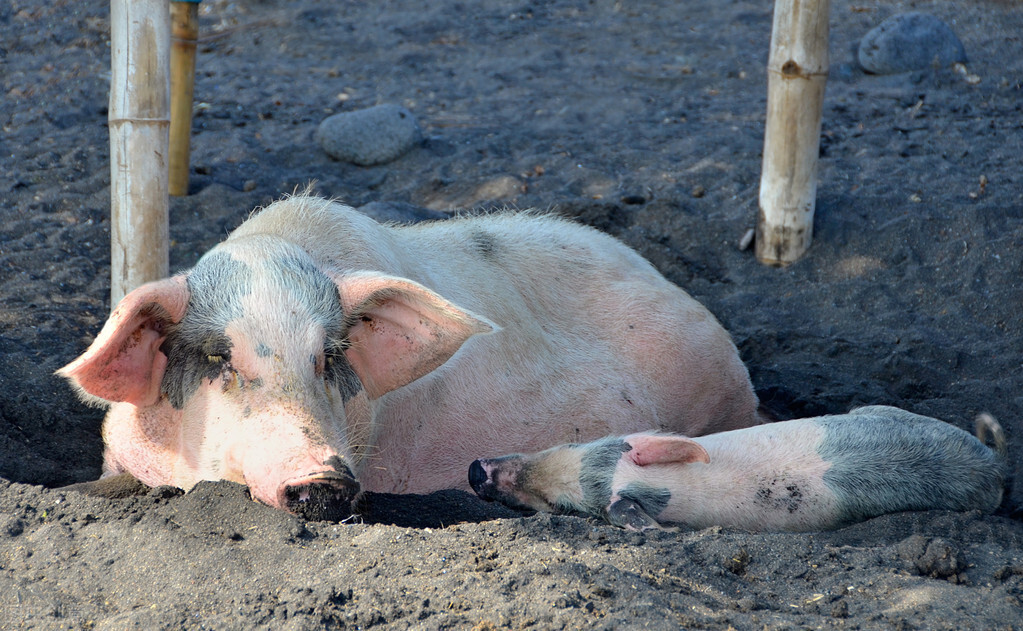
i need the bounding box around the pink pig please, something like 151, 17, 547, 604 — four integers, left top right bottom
59, 194, 760, 520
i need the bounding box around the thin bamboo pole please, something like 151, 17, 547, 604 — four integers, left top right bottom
756, 0, 830, 266
109, 0, 171, 305
169, 0, 200, 196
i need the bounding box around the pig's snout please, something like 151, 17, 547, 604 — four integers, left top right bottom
468, 459, 491, 499
280, 458, 360, 522
469, 458, 514, 503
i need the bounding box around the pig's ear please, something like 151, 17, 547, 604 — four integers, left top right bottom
624, 433, 711, 467
57, 277, 189, 407
336, 272, 497, 399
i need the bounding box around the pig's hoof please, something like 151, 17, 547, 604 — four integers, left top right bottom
283, 474, 360, 522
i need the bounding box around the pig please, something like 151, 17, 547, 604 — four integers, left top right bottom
469, 406, 1007, 532
58, 193, 760, 521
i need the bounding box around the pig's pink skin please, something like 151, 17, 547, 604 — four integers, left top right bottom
60, 195, 760, 511
612, 427, 839, 531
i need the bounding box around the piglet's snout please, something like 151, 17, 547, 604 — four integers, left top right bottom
468, 459, 491, 499
280, 457, 360, 522
469, 458, 515, 503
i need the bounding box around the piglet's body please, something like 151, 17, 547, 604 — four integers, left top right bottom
470, 406, 1006, 532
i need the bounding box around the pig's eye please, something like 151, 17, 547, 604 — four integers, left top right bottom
323, 341, 362, 402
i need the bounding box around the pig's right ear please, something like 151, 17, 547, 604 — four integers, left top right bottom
624, 433, 711, 467
334, 272, 498, 399
57, 277, 189, 408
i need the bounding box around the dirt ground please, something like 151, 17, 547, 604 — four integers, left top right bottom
2, 0, 1022, 628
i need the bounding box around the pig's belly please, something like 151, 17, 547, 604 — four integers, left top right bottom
355, 376, 663, 494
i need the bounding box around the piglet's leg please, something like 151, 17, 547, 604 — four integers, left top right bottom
606, 498, 677, 532
59, 472, 151, 499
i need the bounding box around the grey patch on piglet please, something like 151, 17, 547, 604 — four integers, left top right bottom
161, 252, 252, 408
819, 406, 1004, 525
618, 482, 671, 518
606, 498, 661, 531
579, 437, 632, 513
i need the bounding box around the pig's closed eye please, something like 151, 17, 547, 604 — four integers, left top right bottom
323, 340, 362, 402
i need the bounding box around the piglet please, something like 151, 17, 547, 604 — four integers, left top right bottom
469, 406, 1007, 532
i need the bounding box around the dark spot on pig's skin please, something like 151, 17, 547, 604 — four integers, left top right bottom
323, 455, 355, 479
471, 229, 499, 261
754, 478, 803, 514
579, 437, 632, 514
160, 252, 251, 409
618, 482, 671, 518
161, 331, 235, 409
325, 348, 363, 403
256, 343, 273, 358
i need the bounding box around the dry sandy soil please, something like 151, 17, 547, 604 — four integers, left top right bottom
1, 0, 1022, 628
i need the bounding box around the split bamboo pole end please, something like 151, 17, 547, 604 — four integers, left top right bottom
109, 0, 171, 305
755, 0, 830, 267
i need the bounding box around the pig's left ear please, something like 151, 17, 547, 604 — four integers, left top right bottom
335, 272, 498, 399
624, 433, 711, 467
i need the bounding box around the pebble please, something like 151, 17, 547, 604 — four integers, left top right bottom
315, 104, 421, 166
858, 12, 966, 75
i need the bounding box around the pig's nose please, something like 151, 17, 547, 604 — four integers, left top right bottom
283, 465, 360, 522
468, 459, 489, 496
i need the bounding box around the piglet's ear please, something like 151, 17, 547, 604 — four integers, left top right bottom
336, 272, 497, 400
58, 276, 189, 408
625, 433, 711, 467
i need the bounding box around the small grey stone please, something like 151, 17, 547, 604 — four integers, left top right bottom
316, 104, 421, 166
858, 13, 966, 74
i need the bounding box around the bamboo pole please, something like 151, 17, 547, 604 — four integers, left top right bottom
756, 0, 830, 266
169, 0, 200, 196
109, 0, 171, 305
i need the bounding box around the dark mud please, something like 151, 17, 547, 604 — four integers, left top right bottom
1, 0, 1022, 628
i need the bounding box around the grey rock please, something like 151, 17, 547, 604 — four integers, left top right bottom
858, 12, 966, 75
316, 104, 421, 166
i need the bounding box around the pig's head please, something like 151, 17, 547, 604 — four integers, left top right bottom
60, 234, 494, 521
470, 433, 711, 524
470, 441, 595, 514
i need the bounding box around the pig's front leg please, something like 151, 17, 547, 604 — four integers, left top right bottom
605, 498, 676, 532
59, 472, 151, 499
